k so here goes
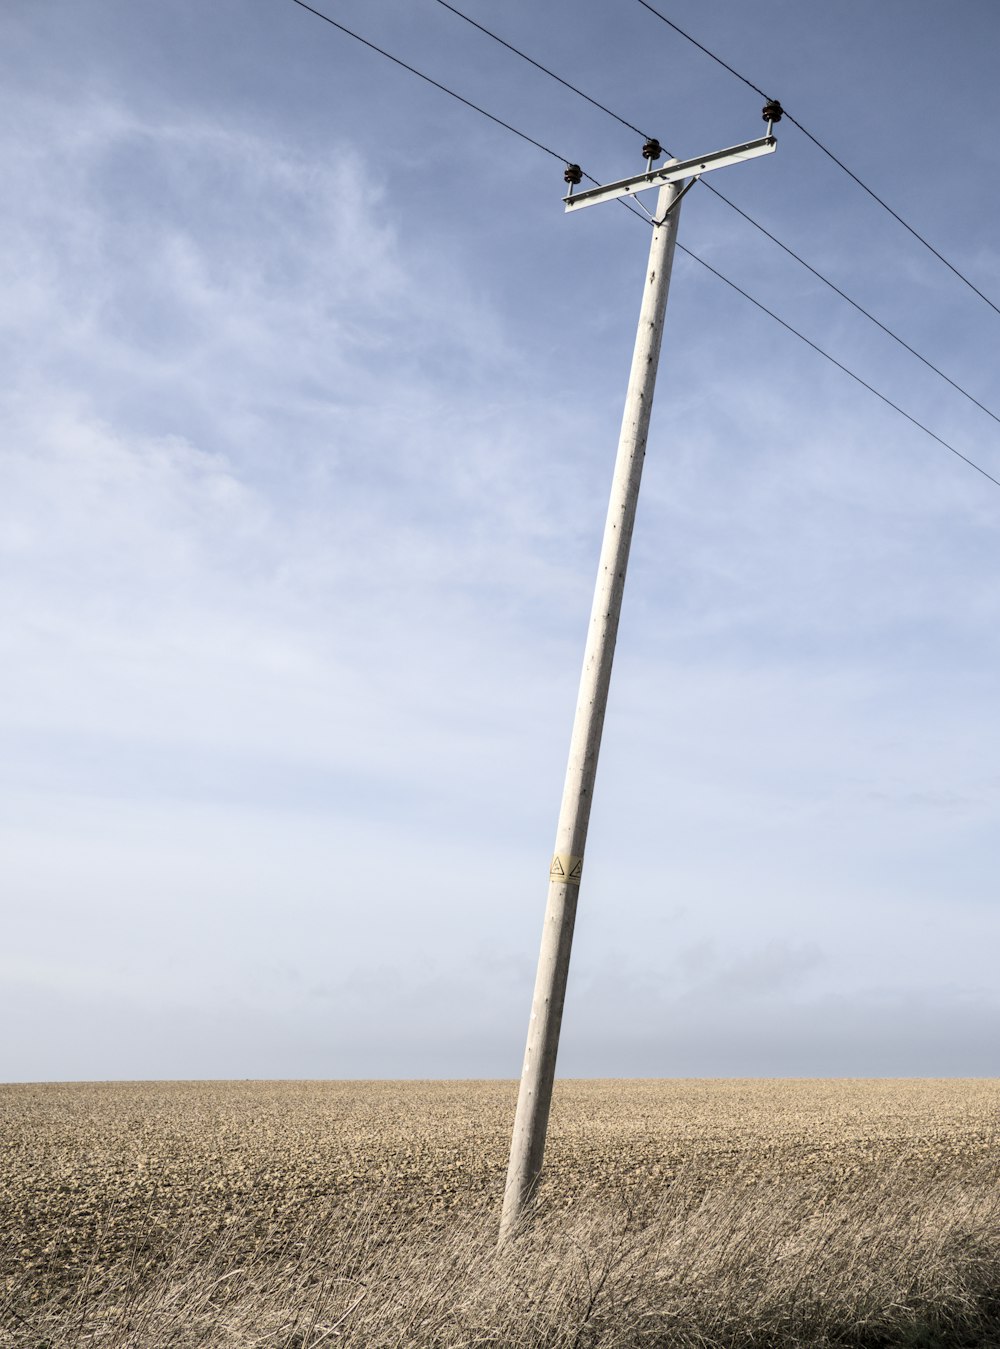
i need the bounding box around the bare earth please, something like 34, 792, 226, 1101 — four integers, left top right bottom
3, 1079, 999, 1346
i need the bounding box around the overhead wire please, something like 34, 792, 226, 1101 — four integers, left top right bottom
431, 0, 1000, 430
287, 0, 566, 164
633, 0, 1000, 318
701, 181, 1000, 429
781, 116, 1000, 319
633, 0, 771, 100
287, 0, 649, 233
284, 5, 656, 227
431, 0, 651, 139
676, 242, 1000, 491
286, 0, 1000, 493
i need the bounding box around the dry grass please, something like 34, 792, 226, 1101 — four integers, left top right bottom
2, 1079, 1000, 1347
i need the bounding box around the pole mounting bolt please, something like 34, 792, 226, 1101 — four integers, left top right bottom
563, 163, 583, 185
762, 100, 783, 124
642, 138, 663, 162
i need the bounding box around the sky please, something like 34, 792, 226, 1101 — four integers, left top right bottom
2, 0, 999, 1082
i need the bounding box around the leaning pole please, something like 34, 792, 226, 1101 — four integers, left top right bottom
499, 176, 683, 1245
497, 113, 781, 1246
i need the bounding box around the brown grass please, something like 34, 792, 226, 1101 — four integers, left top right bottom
2, 1079, 999, 1347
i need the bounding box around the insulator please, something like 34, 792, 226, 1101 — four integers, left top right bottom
563, 163, 583, 185
642, 138, 663, 161
762, 100, 783, 124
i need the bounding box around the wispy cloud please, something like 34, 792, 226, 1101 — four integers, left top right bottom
3, 6, 999, 1079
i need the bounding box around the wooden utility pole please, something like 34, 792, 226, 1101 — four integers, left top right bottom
498, 112, 782, 1246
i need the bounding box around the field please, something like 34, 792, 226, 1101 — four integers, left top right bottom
3, 1079, 1000, 1347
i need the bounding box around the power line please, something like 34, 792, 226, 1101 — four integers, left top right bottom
286, 0, 1000, 493
677, 241, 1000, 492
431, 0, 650, 140
633, 0, 1000, 319
283, 6, 652, 229
781, 112, 1000, 319
287, 0, 567, 165
431, 0, 1000, 431
634, 0, 770, 100
701, 182, 1000, 429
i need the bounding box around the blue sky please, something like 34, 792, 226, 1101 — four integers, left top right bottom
3, 0, 999, 1080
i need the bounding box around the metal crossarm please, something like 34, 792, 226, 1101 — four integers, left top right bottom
564, 133, 776, 211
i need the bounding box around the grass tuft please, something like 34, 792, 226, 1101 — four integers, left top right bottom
4, 1159, 1000, 1347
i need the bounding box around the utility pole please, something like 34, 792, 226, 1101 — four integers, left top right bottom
498, 106, 782, 1247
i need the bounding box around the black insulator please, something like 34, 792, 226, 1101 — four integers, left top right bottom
563, 163, 583, 185
642, 138, 663, 162
762, 99, 783, 124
